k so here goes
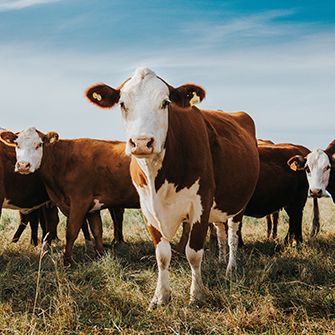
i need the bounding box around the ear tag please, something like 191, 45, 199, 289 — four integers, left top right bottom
92, 92, 102, 101
190, 91, 200, 106
290, 162, 298, 171
49, 137, 56, 144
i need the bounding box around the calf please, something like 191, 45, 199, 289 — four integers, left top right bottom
0, 130, 139, 264
86, 67, 260, 307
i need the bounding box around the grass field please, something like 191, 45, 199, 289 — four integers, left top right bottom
0, 198, 334, 334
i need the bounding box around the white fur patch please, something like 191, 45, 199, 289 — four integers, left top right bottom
120, 68, 170, 156
306, 149, 331, 194
15, 127, 44, 173
209, 201, 231, 223
137, 178, 202, 241
185, 243, 204, 302
89, 199, 104, 213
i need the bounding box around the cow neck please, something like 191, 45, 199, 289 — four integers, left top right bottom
39, 140, 69, 193
154, 105, 210, 193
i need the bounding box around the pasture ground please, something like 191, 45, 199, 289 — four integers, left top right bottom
0, 198, 334, 334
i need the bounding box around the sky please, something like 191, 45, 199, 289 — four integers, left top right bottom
0, 0, 334, 149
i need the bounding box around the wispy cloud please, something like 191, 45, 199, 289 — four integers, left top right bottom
0, 0, 61, 11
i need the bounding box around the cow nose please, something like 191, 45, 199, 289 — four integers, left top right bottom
310, 188, 322, 198
16, 161, 31, 173
129, 137, 154, 155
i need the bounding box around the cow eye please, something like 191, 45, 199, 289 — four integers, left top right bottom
325, 165, 331, 171
161, 99, 170, 109
35, 143, 42, 149
306, 166, 310, 173
120, 102, 126, 111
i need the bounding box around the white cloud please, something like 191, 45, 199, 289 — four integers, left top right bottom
0, 0, 60, 11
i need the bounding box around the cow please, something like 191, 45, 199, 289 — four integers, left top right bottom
0, 129, 139, 264
0, 133, 60, 244
287, 139, 335, 201
85, 67, 260, 308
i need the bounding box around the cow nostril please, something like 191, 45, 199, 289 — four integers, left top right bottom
317, 189, 322, 196
147, 138, 154, 149
129, 138, 136, 148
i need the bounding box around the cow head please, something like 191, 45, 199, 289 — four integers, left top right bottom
288, 149, 333, 198
0, 127, 59, 174
86, 67, 205, 157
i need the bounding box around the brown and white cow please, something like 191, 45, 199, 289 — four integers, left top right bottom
0, 129, 139, 264
86, 67, 260, 308
288, 139, 335, 201
0, 132, 59, 245
243, 142, 313, 243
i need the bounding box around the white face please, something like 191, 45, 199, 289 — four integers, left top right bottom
15, 127, 43, 174
119, 68, 170, 157
305, 149, 331, 196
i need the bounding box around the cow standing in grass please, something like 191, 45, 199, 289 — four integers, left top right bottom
0, 130, 139, 264
0, 132, 59, 245
86, 67, 260, 308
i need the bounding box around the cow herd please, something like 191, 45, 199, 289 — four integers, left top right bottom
0, 67, 334, 309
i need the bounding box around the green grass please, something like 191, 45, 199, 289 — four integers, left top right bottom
0, 198, 334, 334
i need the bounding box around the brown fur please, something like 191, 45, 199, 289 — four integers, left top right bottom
29, 136, 140, 263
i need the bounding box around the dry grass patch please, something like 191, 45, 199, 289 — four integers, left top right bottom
0, 198, 334, 334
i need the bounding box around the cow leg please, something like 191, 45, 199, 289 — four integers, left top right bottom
284, 207, 303, 245
272, 211, 279, 239
39, 208, 47, 240
86, 212, 104, 256
12, 212, 29, 243
310, 197, 320, 238
187, 220, 208, 304
226, 213, 243, 276
213, 222, 228, 263
175, 221, 190, 254
64, 206, 89, 265
44, 205, 59, 243
266, 215, 272, 239
147, 223, 171, 310
29, 211, 40, 246
108, 207, 125, 244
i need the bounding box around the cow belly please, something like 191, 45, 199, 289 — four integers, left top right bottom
2, 198, 50, 214
138, 179, 203, 241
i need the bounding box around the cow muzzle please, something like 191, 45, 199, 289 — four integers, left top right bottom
129, 137, 154, 156
309, 188, 323, 198
15, 161, 32, 174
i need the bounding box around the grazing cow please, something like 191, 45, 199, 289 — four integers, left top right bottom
86, 67, 260, 307
288, 139, 335, 201
0, 130, 139, 264
0, 134, 60, 244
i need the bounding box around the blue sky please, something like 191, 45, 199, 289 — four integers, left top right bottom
0, 0, 334, 148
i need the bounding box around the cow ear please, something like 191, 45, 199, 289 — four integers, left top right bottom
0, 131, 17, 147
287, 155, 306, 171
45, 131, 59, 144
170, 84, 206, 108
85, 84, 120, 108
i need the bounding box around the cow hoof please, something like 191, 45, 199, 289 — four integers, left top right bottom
111, 239, 126, 247
63, 255, 74, 267
148, 291, 171, 310
84, 240, 95, 252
